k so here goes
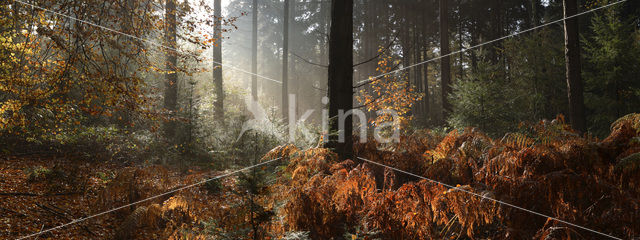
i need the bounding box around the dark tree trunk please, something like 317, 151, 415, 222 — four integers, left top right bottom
470, 17, 478, 72
423, 56, 430, 124
251, 0, 258, 101
360, 0, 376, 84
164, 0, 178, 140
490, 0, 503, 64
457, 0, 464, 82
213, 0, 224, 123
413, 11, 422, 120
528, 0, 540, 27
12, 2, 20, 32
563, 0, 586, 133
421, 5, 430, 125
325, 0, 354, 160
439, 0, 452, 121
119, 0, 135, 128
282, 0, 290, 122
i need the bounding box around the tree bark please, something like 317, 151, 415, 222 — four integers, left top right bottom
470, 17, 478, 72
213, 0, 224, 123
421, 3, 430, 125
563, 0, 586, 133
282, 0, 290, 122
457, 0, 464, 82
325, 0, 354, 160
164, 0, 178, 140
489, 0, 502, 64
439, 0, 452, 121
251, 0, 258, 101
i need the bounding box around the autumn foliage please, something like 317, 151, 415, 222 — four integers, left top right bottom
357, 47, 423, 129
2, 115, 639, 239
267, 114, 640, 239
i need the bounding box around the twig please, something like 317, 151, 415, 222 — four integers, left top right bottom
36, 203, 96, 236
0, 192, 80, 197
34, 224, 44, 240
354, 62, 402, 89
312, 85, 328, 92
353, 33, 399, 67
0, 206, 28, 217
291, 52, 328, 68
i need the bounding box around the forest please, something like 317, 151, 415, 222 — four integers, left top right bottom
1, 0, 639, 239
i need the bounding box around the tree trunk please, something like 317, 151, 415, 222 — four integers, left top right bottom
12, 1, 21, 34
439, 0, 452, 121
528, 0, 540, 28
421, 4, 430, 125
470, 17, 478, 72
213, 0, 224, 123
413, 11, 421, 120
251, 0, 258, 101
457, 0, 464, 82
325, 0, 354, 160
119, 0, 136, 128
282, 0, 290, 122
164, 0, 178, 140
563, 0, 586, 133
489, 0, 502, 64
291, 0, 299, 118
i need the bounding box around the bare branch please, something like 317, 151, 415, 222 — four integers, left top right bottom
353, 62, 402, 89
312, 85, 328, 92
353, 33, 399, 67
292, 52, 328, 68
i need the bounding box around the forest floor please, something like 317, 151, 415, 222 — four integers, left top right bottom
1, 114, 639, 239
0, 154, 124, 239
0, 153, 222, 239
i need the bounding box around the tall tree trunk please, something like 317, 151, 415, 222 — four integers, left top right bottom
470, 17, 478, 72
413, 10, 421, 119
119, 0, 135, 128
325, 0, 354, 160
423, 53, 430, 124
213, 0, 224, 123
316, 0, 329, 110
319, 0, 328, 66
251, 0, 258, 101
282, 0, 290, 122
365, 0, 376, 79
439, 0, 452, 122
164, 0, 178, 140
421, 4, 430, 125
12, 1, 21, 34
291, 0, 299, 118
527, 0, 540, 28
563, 0, 586, 133
457, 0, 464, 82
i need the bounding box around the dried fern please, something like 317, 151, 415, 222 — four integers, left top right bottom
610, 113, 640, 133
501, 132, 535, 149
615, 152, 640, 173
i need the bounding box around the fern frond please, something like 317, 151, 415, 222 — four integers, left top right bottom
611, 113, 640, 133
501, 132, 534, 149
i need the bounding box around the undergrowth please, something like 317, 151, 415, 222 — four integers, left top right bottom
263, 114, 640, 239
25, 114, 637, 239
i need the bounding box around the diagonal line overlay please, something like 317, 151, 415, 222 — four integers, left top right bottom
16, 157, 282, 240
356, 0, 628, 85
11, 0, 283, 84
357, 156, 622, 240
